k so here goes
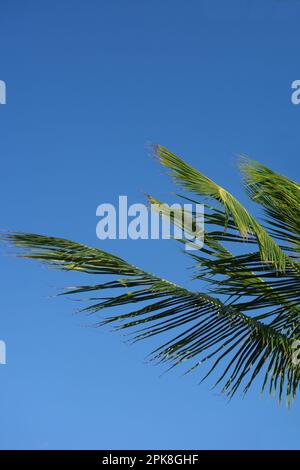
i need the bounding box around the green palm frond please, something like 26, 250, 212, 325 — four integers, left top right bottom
3, 232, 300, 404
154, 145, 299, 272
240, 158, 300, 255
147, 194, 300, 336
3, 145, 300, 405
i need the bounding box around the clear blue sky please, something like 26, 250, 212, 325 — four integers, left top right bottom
1, 0, 300, 450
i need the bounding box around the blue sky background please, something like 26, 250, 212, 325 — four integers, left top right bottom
1, 0, 300, 450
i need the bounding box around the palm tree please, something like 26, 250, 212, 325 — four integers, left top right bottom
3, 145, 300, 405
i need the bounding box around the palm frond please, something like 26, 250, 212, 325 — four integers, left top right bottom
3, 145, 300, 405
154, 145, 292, 272
3, 232, 300, 404
240, 158, 300, 255
147, 194, 300, 340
